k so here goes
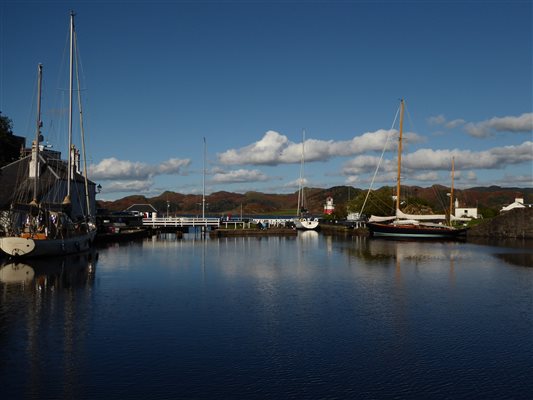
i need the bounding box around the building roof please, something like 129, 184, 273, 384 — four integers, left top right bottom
125, 204, 158, 213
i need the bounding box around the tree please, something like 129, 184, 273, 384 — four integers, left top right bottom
0, 113, 23, 168
346, 187, 395, 217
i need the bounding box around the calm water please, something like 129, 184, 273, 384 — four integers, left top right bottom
1, 233, 532, 399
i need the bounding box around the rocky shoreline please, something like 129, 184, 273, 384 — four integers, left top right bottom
467, 208, 533, 239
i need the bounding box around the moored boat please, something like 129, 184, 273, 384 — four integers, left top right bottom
0, 13, 96, 257
293, 130, 319, 231
366, 100, 467, 239
294, 218, 319, 230
367, 221, 467, 238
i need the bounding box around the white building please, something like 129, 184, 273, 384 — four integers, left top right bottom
455, 207, 478, 219
501, 198, 530, 212
453, 199, 477, 220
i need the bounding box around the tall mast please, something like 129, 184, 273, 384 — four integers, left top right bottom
202, 137, 206, 219
449, 156, 455, 225
395, 99, 404, 212
297, 130, 305, 216
30, 63, 43, 206
64, 11, 75, 205
74, 27, 91, 218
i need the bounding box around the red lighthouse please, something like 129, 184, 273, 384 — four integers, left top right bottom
324, 196, 335, 215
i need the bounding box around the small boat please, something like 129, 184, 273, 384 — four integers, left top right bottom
0, 13, 96, 257
366, 100, 466, 239
95, 210, 150, 243
293, 130, 319, 230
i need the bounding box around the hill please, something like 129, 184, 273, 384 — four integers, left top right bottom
97, 185, 532, 217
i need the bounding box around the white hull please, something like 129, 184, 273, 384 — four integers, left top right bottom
0, 230, 96, 258
0, 263, 35, 283
293, 218, 319, 230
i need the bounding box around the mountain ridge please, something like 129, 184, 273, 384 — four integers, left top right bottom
97, 185, 532, 217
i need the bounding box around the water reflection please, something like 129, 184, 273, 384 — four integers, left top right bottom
494, 252, 533, 268
0, 261, 35, 284
1, 235, 531, 399
0, 250, 98, 399
0, 250, 98, 290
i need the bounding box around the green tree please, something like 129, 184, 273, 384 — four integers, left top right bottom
322, 203, 348, 221
0, 113, 22, 168
346, 187, 395, 217
478, 206, 498, 219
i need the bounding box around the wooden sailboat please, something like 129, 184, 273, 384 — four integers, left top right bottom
366, 100, 467, 239
0, 12, 96, 257
293, 130, 319, 230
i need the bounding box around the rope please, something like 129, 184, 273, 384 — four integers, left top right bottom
360, 103, 401, 215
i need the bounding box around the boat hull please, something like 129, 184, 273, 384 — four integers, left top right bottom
0, 231, 96, 258
293, 218, 319, 230
367, 222, 467, 239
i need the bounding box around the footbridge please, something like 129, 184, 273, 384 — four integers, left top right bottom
143, 217, 221, 228
142, 217, 251, 229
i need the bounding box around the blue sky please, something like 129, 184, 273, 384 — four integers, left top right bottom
1, 0, 532, 201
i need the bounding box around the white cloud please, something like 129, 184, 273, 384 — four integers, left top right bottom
412, 171, 440, 181
465, 112, 533, 138
343, 155, 388, 175
342, 141, 533, 180
345, 176, 359, 185
428, 115, 446, 125
402, 141, 533, 170
89, 157, 190, 180
158, 158, 191, 174
211, 169, 270, 184
428, 112, 532, 136
218, 131, 289, 166
218, 129, 423, 166
99, 180, 153, 193
445, 119, 466, 129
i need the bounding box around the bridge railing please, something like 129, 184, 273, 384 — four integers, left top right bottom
143, 217, 220, 228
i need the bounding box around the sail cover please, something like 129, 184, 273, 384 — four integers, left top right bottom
396, 209, 446, 221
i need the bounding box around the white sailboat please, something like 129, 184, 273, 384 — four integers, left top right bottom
293, 130, 319, 230
0, 12, 96, 257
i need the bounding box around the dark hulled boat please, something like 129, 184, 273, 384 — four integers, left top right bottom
366, 100, 468, 240
367, 221, 467, 239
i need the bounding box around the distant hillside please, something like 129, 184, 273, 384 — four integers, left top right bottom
97, 186, 532, 217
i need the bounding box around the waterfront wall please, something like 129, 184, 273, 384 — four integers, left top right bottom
467, 208, 533, 239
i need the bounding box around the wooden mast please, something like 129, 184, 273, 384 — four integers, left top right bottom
30, 64, 43, 206
63, 11, 75, 206
449, 156, 455, 225
395, 99, 404, 212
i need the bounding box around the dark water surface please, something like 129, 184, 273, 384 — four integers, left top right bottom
1, 233, 532, 399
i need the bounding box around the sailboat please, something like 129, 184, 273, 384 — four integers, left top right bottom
366, 100, 467, 239
0, 13, 96, 257
293, 130, 319, 230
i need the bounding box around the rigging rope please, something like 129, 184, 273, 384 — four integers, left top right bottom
359, 104, 400, 216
